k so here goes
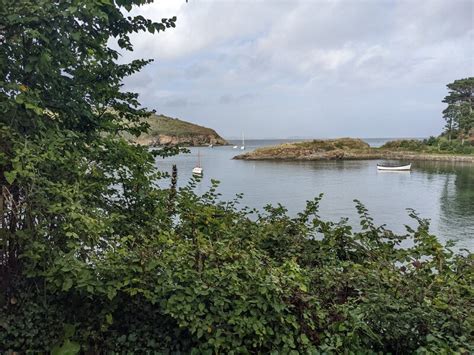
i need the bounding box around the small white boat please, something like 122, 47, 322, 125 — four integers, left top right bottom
192, 150, 203, 176
233, 145, 238, 149
192, 167, 203, 176
240, 132, 245, 150
377, 163, 411, 171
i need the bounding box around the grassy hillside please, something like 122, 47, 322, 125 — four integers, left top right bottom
144, 114, 221, 138
126, 114, 228, 146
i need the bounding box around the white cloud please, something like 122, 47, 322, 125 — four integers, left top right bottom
120, 0, 474, 138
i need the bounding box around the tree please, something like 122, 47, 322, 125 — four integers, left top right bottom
442, 77, 474, 144
0, 0, 176, 304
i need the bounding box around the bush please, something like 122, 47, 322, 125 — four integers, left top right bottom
383, 137, 474, 154
381, 139, 425, 150
1, 182, 472, 353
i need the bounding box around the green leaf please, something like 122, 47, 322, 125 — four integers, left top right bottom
4, 170, 17, 184
64, 324, 76, 338
106, 313, 113, 325
51, 340, 80, 355
62, 278, 73, 291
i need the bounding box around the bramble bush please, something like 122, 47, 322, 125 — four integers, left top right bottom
1, 0, 473, 353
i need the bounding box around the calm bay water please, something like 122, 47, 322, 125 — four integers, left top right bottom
155, 139, 474, 249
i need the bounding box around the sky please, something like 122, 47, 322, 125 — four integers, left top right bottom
121, 0, 474, 139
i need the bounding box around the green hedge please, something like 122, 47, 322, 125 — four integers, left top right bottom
1, 183, 472, 353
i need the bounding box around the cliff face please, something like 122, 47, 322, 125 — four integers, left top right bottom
131, 114, 228, 147
136, 133, 228, 147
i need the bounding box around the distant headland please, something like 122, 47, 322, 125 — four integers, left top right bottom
128, 114, 228, 147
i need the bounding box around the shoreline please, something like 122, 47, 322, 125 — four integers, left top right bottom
233, 139, 474, 163
234, 152, 474, 163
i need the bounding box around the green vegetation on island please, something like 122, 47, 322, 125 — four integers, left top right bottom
127, 114, 228, 146
1, 1, 473, 354
381, 137, 474, 155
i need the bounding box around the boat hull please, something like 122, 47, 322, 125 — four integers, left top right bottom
377, 163, 411, 171
192, 167, 203, 176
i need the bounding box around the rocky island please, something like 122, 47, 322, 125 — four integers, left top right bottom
129, 114, 228, 147
234, 138, 474, 162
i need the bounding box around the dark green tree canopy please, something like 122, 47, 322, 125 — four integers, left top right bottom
442, 77, 474, 142
0, 0, 176, 136
0, 0, 177, 298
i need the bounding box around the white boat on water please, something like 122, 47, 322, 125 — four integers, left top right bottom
240, 132, 245, 150
192, 150, 203, 176
233, 145, 238, 149
377, 163, 411, 171
192, 166, 203, 176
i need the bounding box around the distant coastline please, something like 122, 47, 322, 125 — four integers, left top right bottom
233, 138, 474, 163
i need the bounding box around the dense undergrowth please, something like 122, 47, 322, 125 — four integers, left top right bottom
1, 175, 473, 353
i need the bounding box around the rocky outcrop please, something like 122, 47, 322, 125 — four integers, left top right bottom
136, 133, 228, 147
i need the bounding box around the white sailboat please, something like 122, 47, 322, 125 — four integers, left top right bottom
240, 132, 245, 150
192, 150, 203, 176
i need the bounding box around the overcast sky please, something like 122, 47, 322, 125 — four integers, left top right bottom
121, 0, 473, 139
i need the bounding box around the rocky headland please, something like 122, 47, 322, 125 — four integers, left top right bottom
129, 114, 228, 147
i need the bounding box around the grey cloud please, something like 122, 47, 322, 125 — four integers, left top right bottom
120, 0, 473, 139
184, 62, 212, 79
163, 97, 195, 108
219, 93, 256, 105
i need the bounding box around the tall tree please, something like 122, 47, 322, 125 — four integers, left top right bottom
0, 0, 176, 302
442, 77, 474, 144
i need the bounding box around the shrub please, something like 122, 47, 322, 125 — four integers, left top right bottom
1, 182, 472, 353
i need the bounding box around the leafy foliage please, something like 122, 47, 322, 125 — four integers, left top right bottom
0, 0, 472, 353
442, 77, 474, 143
1, 179, 473, 353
